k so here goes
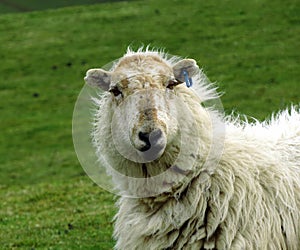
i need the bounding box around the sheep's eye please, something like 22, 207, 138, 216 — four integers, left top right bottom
166, 79, 182, 90
109, 86, 122, 97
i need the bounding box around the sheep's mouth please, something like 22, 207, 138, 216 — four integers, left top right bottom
138, 144, 166, 162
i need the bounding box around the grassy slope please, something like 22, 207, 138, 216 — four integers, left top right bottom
1, 178, 115, 249
0, 0, 299, 248
0, 0, 128, 13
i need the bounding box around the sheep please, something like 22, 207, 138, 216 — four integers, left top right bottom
84, 47, 300, 249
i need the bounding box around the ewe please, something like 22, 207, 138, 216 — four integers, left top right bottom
85, 48, 300, 249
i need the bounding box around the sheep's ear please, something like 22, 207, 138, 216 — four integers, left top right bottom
84, 68, 111, 91
172, 59, 199, 82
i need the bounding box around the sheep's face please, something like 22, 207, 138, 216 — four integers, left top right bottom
85, 54, 199, 163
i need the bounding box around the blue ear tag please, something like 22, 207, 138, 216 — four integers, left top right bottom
183, 70, 193, 87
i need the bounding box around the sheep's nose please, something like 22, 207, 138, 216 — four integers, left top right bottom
138, 129, 163, 152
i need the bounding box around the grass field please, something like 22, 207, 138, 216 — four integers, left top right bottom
0, 0, 129, 14
0, 0, 299, 248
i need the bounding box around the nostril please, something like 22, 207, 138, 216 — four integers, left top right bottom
139, 131, 149, 142
138, 132, 151, 152
150, 129, 162, 143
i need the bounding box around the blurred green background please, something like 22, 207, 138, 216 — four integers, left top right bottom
0, 0, 128, 14
0, 0, 299, 249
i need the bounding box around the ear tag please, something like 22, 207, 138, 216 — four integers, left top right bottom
183, 70, 193, 87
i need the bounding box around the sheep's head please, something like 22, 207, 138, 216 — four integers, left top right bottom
85, 54, 200, 163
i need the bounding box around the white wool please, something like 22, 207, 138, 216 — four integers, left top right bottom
90, 49, 300, 249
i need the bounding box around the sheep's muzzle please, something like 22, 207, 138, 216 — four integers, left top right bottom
136, 128, 166, 161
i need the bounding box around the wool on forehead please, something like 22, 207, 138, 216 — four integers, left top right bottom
108, 46, 219, 102
118, 46, 182, 67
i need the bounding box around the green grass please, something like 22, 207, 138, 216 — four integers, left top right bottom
0, 0, 129, 14
0, 0, 299, 248
0, 178, 115, 249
